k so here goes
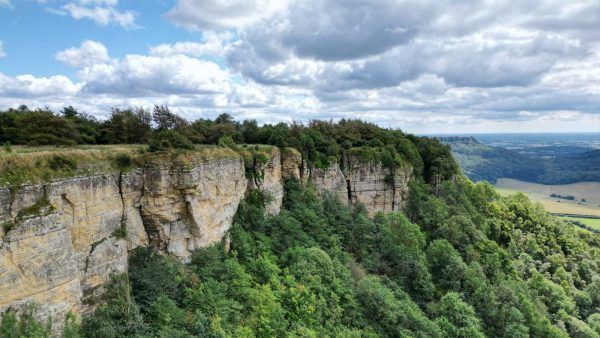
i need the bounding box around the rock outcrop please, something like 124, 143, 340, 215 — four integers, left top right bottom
0, 146, 412, 333
140, 157, 247, 259
246, 148, 284, 215
0, 150, 270, 333
281, 148, 309, 186
308, 155, 412, 215
344, 157, 411, 214
309, 163, 349, 204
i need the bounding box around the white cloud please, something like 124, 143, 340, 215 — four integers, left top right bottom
166, 0, 288, 30
59, 0, 137, 28
79, 54, 230, 96
0, 41, 5, 58
55, 40, 110, 67
149, 32, 232, 58
0, 72, 82, 98
0, 0, 10, 7
2, 0, 600, 133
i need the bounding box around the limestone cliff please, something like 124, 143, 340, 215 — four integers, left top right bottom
0, 145, 411, 334
246, 148, 284, 215
344, 156, 411, 214
309, 163, 349, 204
308, 154, 412, 215
0, 149, 270, 333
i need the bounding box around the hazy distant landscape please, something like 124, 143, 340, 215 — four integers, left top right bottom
440, 133, 600, 232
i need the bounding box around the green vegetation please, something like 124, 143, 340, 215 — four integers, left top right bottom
112, 222, 128, 240
0, 105, 457, 186
2, 109, 598, 337
440, 136, 600, 185
0, 306, 52, 337
52, 176, 596, 337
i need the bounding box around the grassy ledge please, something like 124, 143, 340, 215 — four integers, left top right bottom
0, 145, 243, 189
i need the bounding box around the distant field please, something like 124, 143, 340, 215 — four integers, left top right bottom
562, 217, 600, 230
494, 178, 600, 216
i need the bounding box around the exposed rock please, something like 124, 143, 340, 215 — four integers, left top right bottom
310, 163, 349, 204
0, 153, 254, 332
0, 145, 412, 333
247, 149, 284, 215
344, 156, 411, 215
140, 157, 247, 259
0, 214, 82, 334
281, 147, 309, 185
307, 156, 412, 215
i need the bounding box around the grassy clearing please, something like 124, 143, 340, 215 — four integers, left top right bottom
494, 178, 600, 216
561, 217, 600, 230
0, 144, 243, 188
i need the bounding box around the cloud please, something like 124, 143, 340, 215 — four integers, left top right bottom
149, 32, 232, 58
0, 0, 10, 7
0, 41, 5, 58
0, 72, 81, 98
55, 40, 110, 67
58, 0, 137, 28
79, 54, 230, 96
166, 0, 288, 30
2, 0, 600, 133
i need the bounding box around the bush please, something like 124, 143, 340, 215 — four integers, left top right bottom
114, 153, 133, 170
218, 135, 236, 148
148, 130, 194, 152
47, 155, 76, 171
3, 142, 12, 153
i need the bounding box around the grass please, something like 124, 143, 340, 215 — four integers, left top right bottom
0, 145, 244, 188
561, 217, 600, 230
494, 178, 600, 216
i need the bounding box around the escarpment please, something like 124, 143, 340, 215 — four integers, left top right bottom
310, 154, 412, 215
0, 146, 413, 333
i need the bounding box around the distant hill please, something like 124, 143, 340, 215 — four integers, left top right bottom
439, 137, 600, 184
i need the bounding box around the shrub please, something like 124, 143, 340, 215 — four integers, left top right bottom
148, 130, 194, 152
47, 155, 76, 171
3, 142, 12, 153
112, 223, 127, 239
115, 153, 133, 170
218, 135, 236, 148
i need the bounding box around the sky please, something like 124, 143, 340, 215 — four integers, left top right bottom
0, 0, 599, 134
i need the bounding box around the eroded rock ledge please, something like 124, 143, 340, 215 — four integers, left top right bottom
0, 146, 412, 333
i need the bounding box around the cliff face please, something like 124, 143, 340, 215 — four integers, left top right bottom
344, 157, 411, 214
0, 147, 412, 333
310, 155, 412, 215
246, 148, 284, 216
139, 158, 247, 259
0, 153, 258, 333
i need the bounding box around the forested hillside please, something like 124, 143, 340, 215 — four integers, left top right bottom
440, 137, 600, 184
1, 106, 599, 337
10, 178, 594, 337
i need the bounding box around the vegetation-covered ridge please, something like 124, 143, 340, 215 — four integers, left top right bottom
0, 104, 458, 185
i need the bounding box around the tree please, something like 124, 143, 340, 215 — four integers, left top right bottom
152, 105, 188, 131
434, 292, 485, 338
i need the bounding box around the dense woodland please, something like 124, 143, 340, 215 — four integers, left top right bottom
1, 106, 599, 337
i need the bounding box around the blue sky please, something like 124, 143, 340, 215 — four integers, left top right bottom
0, 0, 599, 133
